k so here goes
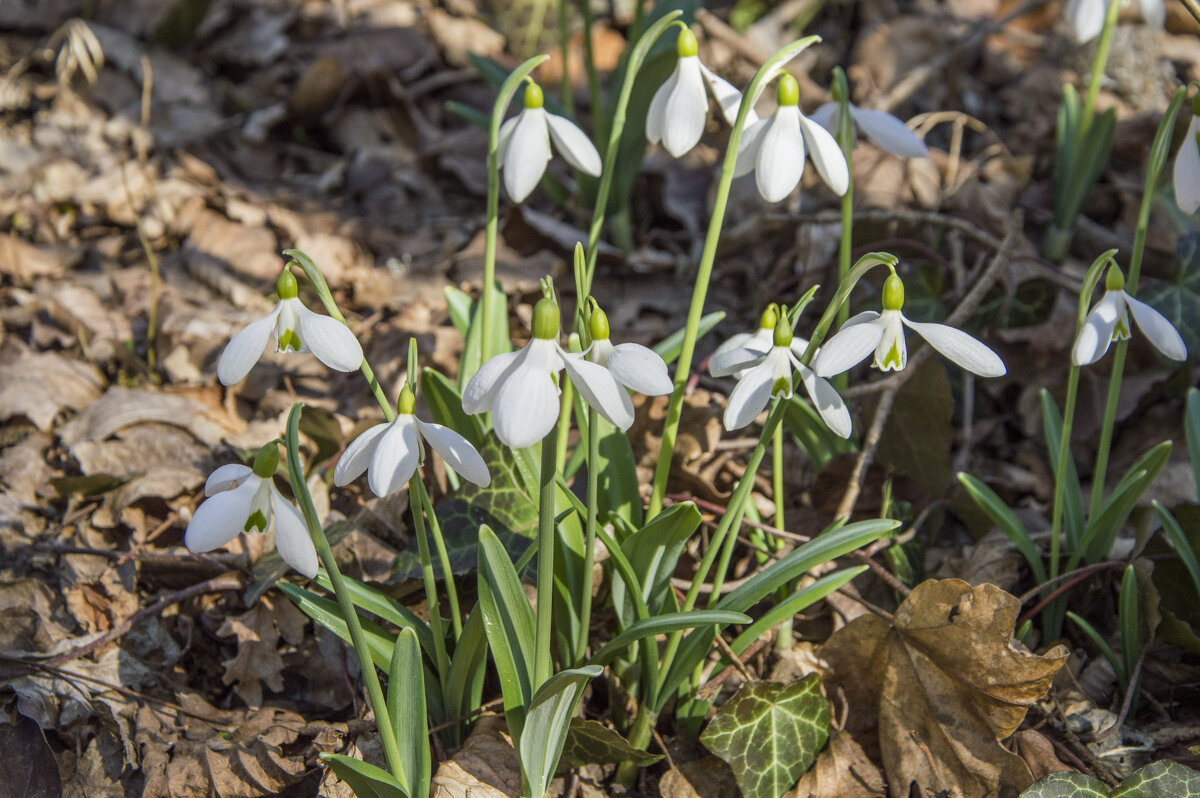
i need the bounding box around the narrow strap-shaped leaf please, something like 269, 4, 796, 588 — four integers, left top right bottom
588, 610, 749, 667
519, 666, 602, 798
1154, 502, 1200, 601
1067, 611, 1123, 683
727, 567, 867, 657
1077, 441, 1171, 566
320, 754, 408, 798
957, 473, 1047, 583
444, 607, 488, 731
1187, 387, 1200, 496
652, 311, 725, 365
1118, 564, 1139, 689
477, 525, 536, 739
1040, 389, 1084, 550
389, 628, 431, 798
312, 570, 436, 660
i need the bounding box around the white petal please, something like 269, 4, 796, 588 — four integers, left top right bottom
712, 331, 754, 360
813, 317, 886, 377
492, 350, 562, 448
661, 56, 709, 158
275, 300, 305, 352
1072, 292, 1122, 365
607, 343, 672, 395
724, 351, 790, 430
796, 361, 852, 439
1067, 0, 1105, 42
734, 118, 770, 177
496, 115, 519, 168
217, 305, 282, 385
463, 349, 523, 413
874, 312, 908, 371
646, 67, 679, 145
186, 477, 260, 552
503, 108, 552, 202
756, 107, 805, 203
700, 64, 752, 127
417, 419, 491, 487
547, 112, 602, 176
788, 335, 817, 363
808, 102, 838, 133
798, 112, 849, 195
1174, 116, 1200, 215
293, 302, 364, 372
367, 416, 421, 497
902, 317, 1007, 377
1126, 293, 1188, 361
271, 487, 318, 578
562, 353, 635, 430
333, 422, 391, 486
841, 310, 881, 329
1139, 0, 1165, 29
710, 344, 769, 377
850, 106, 929, 159
205, 464, 252, 496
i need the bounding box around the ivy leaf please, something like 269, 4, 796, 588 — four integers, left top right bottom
559, 718, 663, 771
699, 675, 831, 798
1140, 232, 1200, 356
1019, 771, 1108, 797
1112, 760, 1200, 797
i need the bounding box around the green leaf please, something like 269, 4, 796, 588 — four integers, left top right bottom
518, 666, 602, 798
1186, 388, 1200, 496
1118, 564, 1140, 688
1141, 234, 1200, 357
1067, 611, 1123, 683
589, 610, 750, 667
1041, 389, 1085, 551
699, 675, 831, 798
1112, 760, 1200, 796
1019, 770, 1107, 797
299, 405, 344, 473
1154, 502, 1200, 601
610, 502, 701, 629
277, 582, 395, 671
459, 278, 510, 388
443, 607, 487, 745
1078, 442, 1171, 566
311, 570, 435, 661
653, 311, 725, 366
477, 525, 535, 739
726, 567, 867, 658
320, 754, 408, 798
389, 629, 430, 798
957, 473, 1047, 583
444, 285, 473, 336
420, 368, 484, 450
560, 718, 664, 770
595, 413, 643, 528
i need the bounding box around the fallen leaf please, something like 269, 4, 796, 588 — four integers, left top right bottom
431, 714, 521, 798
0, 345, 105, 431
217, 594, 308, 707
57, 387, 233, 449
658, 757, 740, 798
821, 579, 1069, 798
788, 730, 886, 798
0, 711, 62, 798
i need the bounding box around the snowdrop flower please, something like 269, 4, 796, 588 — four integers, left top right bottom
808, 94, 929, 159
646, 28, 752, 158
463, 296, 632, 447
583, 303, 673, 416
734, 74, 849, 203
186, 444, 318, 578
334, 385, 490, 497
710, 304, 815, 379
1174, 98, 1200, 215
1066, 0, 1163, 43
499, 82, 602, 203
813, 271, 1007, 378
218, 270, 363, 385
1072, 264, 1187, 365
710, 316, 851, 437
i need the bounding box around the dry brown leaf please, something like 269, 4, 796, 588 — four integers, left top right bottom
0, 235, 78, 281
658, 757, 740, 798
431, 713, 521, 798
57, 387, 233, 448
0, 344, 105, 431
789, 730, 886, 798
1012, 730, 1074, 781
427, 9, 505, 67
821, 579, 1069, 798
217, 594, 308, 707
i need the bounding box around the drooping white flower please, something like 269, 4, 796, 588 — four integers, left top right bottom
218, 269, 363, 385
335, 385, 490, 497
186, 444, 318, 578
711, 317, 851, 437
710, 304, 815, 379
813, 271, 1007, 378
808, 101, 929, 159
1174, 104, 1200, 215
498, 82, 602, 203
1072, 265, 1187, 365
462, 297, 633, 448
1066, 0, 1163, 43
582, 304, 673, 418
646, 28, 753, 158
734, 74, 849, 203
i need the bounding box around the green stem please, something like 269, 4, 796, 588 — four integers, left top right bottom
415, 477, 463, 641
285, 404, 404, 781
576, 406, 601, 664
534, 434, 559, 690
1080, 0, 1121, 135
408, 474, 452, 682
1050, 365, 1080, 584
773, 418, 785, 538
833, 68, 854, 334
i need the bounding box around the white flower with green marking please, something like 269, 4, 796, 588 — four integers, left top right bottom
218, 270, 363, 385
814, 271, 1006, 378
808, 101, 929, 159
1072, 264, 1187, 365
1174, 98, 1200, 215
710, 304, 814, 379
646, 28, 752, 158
499, 82, 602, 203
1066, 0, 1163, 42
582, 303, 673, 417
334, 385, 490, 497
186, 444, 318, 578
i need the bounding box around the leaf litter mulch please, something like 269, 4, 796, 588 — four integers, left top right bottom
1, 0, 1200, 795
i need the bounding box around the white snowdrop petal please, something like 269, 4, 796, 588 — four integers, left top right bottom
463, 349, 522, 413
788, 336, 818, 363
205, 464, 252, 496
275, 300, 306, 352
710, 344, 769, 377
417, 419, 491, 487
217, 305, 281, 385
186, 478, 260, 552
547, 112, 602, 176
1072, 292, 1122, 366
712, 332, 754, 360
367, 416, 421, 498
734, 118, 770, 177
563, 354, 635, 430
271, 488, 318, 578
842, 310, 881, 329
333, 422, 391, 487
1174, 116, 1200, 215
808, 102, 838, 133
798, 112, 849, 196
903, 317, 1007, 377
796, 363, 852, 439
503, 108, 552, 202
646, 66, 679, 145
700, 65, 752, 127
1126, 294, 1188, 361
492, 362, 560, 448
295, 304, 364, 372
813, 318, 886, 377
1067, 0, 1105, 42
607, 343, 673, 395
756, 107, 805, 203
723, 359, 776, 430
496, 115, 519, 168
875, 312, 908, 371
661, 57, 709, 157
1139, 0, 1165, 29
851, 107, 929, 159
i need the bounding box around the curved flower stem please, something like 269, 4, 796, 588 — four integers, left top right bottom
575, 406, 601, 665
647, 36, 824, 518
1080, 0, 1122, 136
771, 422, 794, 650
285, 403, 404, 781
534, 433, 559, 690
409, 475, 452, 683
415, 476, 463, 641
1087, 87, 1188, 520
581, 11, 683, 297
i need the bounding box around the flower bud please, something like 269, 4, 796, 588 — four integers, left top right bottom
676, 28, 699, 58
276, 269, 299, 299
882, 273, 905, 311
524, 82, 544, 110
759, 303, 779, 331
1105, 263, 1126, 292
773, 315, 793, 348
251, 442, 280, 478
589, 304, 610, 341
532, 297, 560, 340
397, 384, 416, 415
776, 75, 799, 108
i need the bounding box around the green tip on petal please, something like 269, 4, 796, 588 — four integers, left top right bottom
759, 304, 779, 331
772, 315, 793, 348
524, 82, 544, 109
276, 269, 299, 299
771, 375, 791, 397
397, 384, 416, 415
776, 75, 799, 107
277, 327, 302, 352
251, 443, 280, 478
244, 509, 268, 534
589, 304, 610, 341
532, 297, 560, 340
882, 273, 905, 311
676, 28, 698, 57
1105, 263, 1126, 292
